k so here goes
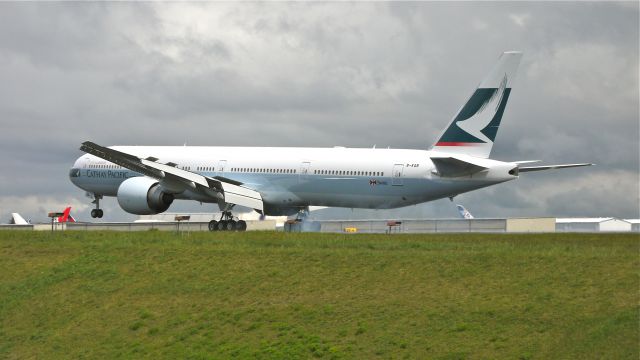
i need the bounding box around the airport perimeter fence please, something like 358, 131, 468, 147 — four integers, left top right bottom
64, 221, 277, 232
314, 218, 557, 233
317, 219, 508, 233
0, 221, 277, 232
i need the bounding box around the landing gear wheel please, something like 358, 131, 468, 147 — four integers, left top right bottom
208, 220, 218, 231
226, 220, 237, 231
217, 221, 228, 231
237, 220, 247, 232
89, 194, 103, 219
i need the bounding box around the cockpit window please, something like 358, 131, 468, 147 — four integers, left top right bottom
69, 168, 81, 178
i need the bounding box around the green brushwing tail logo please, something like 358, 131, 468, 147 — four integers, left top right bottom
437, 74, 511, 145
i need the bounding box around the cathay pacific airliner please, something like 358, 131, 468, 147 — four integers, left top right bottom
69, 51, 591, 231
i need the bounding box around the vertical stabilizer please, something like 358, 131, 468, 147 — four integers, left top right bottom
10, 213, 29, 225
456, 204, 474, 219
57, 207, 73, 223
432, 51, 523, 158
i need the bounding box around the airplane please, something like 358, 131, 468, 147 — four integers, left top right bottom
69, 51, 592, 231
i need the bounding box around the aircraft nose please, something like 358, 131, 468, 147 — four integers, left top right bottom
69, 156, 84, 185
68, 167, 81, 185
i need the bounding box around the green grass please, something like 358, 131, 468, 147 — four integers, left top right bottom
0, 231, 638, 359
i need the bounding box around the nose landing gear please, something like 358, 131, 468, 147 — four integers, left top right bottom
88, 193, 104, 218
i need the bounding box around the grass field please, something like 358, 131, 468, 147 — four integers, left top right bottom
0, 231, 637, 359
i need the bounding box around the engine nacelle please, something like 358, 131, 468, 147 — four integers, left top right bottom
117, 177, 174, 215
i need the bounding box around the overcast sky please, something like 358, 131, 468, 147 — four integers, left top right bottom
0, 2, 638, 223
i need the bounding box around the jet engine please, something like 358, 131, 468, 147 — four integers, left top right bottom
117, 177, 174, 215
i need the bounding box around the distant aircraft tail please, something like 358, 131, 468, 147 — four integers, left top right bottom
432, 51, 523, 158
456, 204, 474, 219
9, 213, 30, 225
57, 207, 76, 223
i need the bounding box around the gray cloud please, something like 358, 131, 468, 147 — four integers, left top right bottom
0, 2, 637, 223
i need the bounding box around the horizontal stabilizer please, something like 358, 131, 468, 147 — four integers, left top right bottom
518, 163, 593, 173
514, 160, 541, 164
431, 157, 488, 177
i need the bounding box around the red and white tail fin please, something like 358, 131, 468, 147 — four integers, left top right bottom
57, 207, 74, 223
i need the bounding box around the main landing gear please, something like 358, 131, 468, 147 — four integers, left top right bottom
208, 211, 247, 232
89, 193, 104, 218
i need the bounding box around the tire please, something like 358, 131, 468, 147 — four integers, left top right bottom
91, 209, 98, 218
208, 220, 218, 231
236, 220, 247, 231
217, 221, 228, 231
97, 209, 104, 218
226, 220, 237, 231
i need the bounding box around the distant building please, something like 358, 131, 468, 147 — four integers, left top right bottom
624, 219, 640, 232
556, 218, 632, 232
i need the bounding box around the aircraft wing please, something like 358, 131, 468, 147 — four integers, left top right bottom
79, 141, 263, 211
518, 163, 593, 173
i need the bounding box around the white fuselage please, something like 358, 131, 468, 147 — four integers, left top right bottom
70, 146, 517, 215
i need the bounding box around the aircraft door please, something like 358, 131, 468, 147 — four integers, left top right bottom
217, 160, 227, 175
299, 162, 310, 183
392, 164, 404, 186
